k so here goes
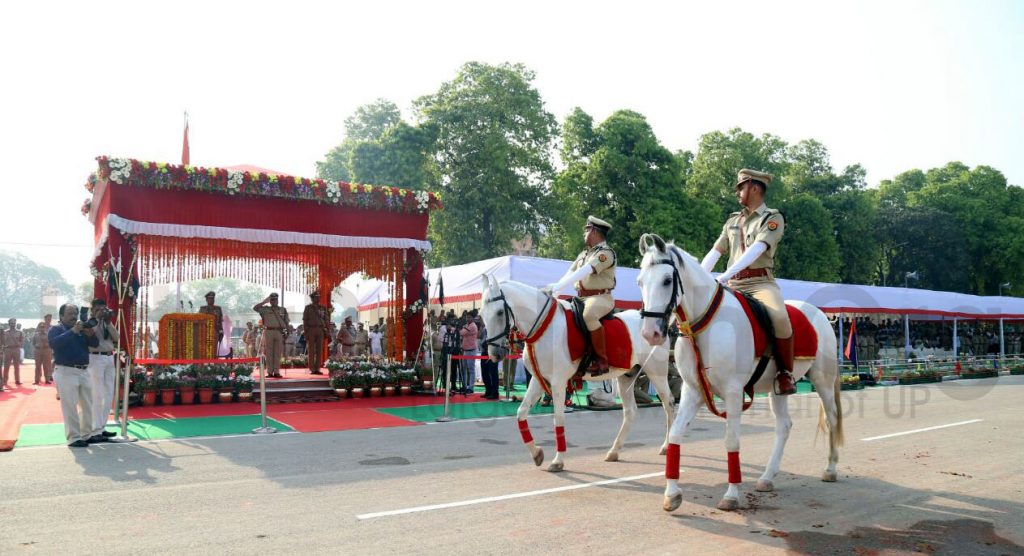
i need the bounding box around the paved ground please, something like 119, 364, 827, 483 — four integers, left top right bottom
3, 376, 1022, 555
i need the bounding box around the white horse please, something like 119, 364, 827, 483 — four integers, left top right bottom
636, 235, 843, 512
478, 274, 676, 472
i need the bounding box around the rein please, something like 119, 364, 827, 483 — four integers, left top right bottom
483, 286, 559, 398
641, 251, 751, 418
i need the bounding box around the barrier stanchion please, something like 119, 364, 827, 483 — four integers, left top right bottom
252, 336, 276, 434
109, 353, 136, 444
436, 355, 455, 422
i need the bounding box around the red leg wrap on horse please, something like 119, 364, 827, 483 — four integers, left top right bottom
555, 426, 566, 452
727, 451, 741, 484
666, 443, 681, 480
518, 420, 533, 444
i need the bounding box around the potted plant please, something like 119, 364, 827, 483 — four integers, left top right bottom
398, 368, 416, 395
178, 375, 197, 404
196, 375, 217, 404
235, 374, 254, 402
330, 374, 349, 397
349, 370, 367, 398
155, 372, 178, 405
137, 375, 158, 406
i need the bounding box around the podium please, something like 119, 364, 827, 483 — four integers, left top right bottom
158, 313, 217, 360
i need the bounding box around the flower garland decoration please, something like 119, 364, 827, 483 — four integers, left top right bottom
91, 156, 442, 214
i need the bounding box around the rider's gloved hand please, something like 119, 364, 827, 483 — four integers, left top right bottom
541, 283, 557, 295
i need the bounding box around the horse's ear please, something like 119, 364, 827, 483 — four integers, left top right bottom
480, 274, 491, 291
651, 234, 667, 253
638, 233, 661, 255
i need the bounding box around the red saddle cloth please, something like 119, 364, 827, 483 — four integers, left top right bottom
733, 292, 818, 358
564, 309, 634, 370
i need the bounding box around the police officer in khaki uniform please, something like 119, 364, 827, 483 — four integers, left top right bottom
198, 291, 225, 343
34, 315, 54, 384
544, 215, 616, 373
253, 293, 289, 378
3, 317, 24, 387
700, 169, 797, 395
302, 291, 328, 374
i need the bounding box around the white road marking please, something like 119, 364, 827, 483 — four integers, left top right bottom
861, 419, 983, 442
895, 504, 985, 520
356, 471, 665, 519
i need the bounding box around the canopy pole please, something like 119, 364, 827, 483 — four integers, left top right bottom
837, 313, 844, 366
953, 318, 958, 357
999, 318, 1005, 365
904, 314, 911, 361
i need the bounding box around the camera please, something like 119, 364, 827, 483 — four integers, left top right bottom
79, 306, 98, 328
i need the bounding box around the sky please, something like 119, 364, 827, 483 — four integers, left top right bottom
1, 0, 1021, 288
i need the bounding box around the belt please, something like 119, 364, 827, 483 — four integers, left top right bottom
90, 351, 113, 356
576, 287, 612, 297
58, 363, 89, 370
732, 268, 770, 281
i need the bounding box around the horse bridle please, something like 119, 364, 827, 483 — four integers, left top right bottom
482, 286, 554, 355
639, 250, 684, 337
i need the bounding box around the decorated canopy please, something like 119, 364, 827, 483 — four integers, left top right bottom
358, 255, 1024, 320
85, 156, 441, 357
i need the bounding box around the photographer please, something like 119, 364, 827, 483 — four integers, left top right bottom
458, 311, 478, 395
49, 304, 100, 447
440, 316, 461, 391
87, 299, 119, 439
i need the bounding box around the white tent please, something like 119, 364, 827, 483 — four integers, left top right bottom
357, 255, 1024, 320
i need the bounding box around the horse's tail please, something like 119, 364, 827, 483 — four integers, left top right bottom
817, 367, 845, 447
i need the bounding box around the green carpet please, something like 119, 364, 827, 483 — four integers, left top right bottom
16, 415, 293, 447
378, 400, 555, 423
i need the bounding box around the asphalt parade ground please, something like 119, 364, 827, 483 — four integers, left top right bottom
2, 375, 1022, 555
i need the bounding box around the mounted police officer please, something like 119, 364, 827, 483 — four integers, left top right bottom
700, 169, 797, 395
544, 215, 616, 373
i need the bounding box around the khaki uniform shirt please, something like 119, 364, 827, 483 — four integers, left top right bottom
198, 305, 224, 335
338, 325, 356, 346
34, 325, 51, 350
713, 202, 785, 283
355, 329, 368, 347
257, 306, 289, 332
569, 241, 617, 291
303, 304, 329, 330
3, 328, 23, 350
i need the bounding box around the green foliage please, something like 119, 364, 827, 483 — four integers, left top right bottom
415, 62, 558, 265
0, 252, 73, 318
316, 99, 403, 183
349, 121, 436, 191
773, 194, 841, 282
545, 109, 719, 265
822, 190, 880, 284
687, 128, 791, 217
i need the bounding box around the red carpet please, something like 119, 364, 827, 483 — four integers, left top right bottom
271, 407, 421, 432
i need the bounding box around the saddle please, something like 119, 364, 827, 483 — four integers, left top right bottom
732, 291, 818, 390
566, 297, 633, 378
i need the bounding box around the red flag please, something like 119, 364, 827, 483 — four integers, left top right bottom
181, 116, 190, 166
844, 318, 858, 369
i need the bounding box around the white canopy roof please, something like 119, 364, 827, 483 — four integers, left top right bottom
356, 255, 1024, 320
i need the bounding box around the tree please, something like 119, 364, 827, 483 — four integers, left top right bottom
349, 121, 436, 190
545, 108, 719, 265
873, 205, 970, 292
822, 189, 880, 285
773, 194, 841, 282
687, 128, 791, 217
0, 252, 73, 318
316, 99, 404, 183
415, 62, 558, 265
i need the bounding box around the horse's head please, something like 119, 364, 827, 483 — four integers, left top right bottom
637, 233, 683, 346
479, 274, 511, 362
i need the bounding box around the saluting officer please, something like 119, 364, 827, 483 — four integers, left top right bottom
700, 169, 797, 395
253, 293, 289, 378
544, 215, 616, 373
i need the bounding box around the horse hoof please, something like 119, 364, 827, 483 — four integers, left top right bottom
604, 452, 619, 462
663, 493, 682, 512
547, 461, 564, 473
533, 449, 544, 467
755, 480, 774, 492
821, 470, 838, 482
717, 497, 739, 511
